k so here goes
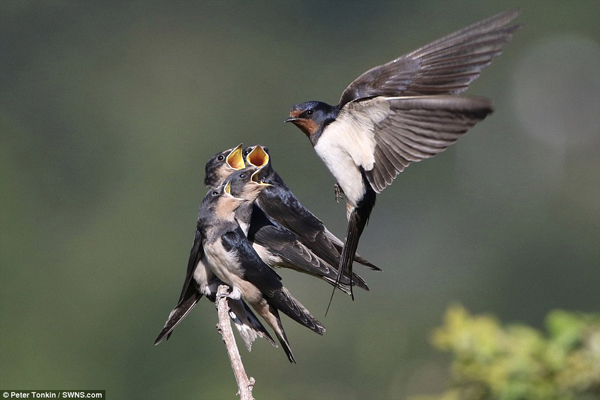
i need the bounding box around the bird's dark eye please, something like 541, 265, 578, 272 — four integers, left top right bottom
212, 191, 219, 196
306, 109, 313, 116
240, 173, 246, 179
217, 155, 225, 161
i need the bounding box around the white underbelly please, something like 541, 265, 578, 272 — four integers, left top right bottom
193, 256, 217, 296
315, 135, 365, 207
204, 242, 241, 286
204, 241, 261, 303
313, 100, 384, 207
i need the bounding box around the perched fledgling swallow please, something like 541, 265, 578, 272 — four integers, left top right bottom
228, 163, 362, 294
154, 190, 275, 351
156, 146, 273, 349
243, 145, 380, 280
201, 169, 325, 363
286, 9, 521, 298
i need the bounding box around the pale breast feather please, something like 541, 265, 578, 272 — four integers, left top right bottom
314, 132, 364, 207
203, 240, 242, 286
329, 97, 389, 170
192, 256, 215, 296
203, 238, 264, 303
314, 97, 391, 205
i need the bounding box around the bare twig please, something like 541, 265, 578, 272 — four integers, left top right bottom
216, 284, 256, 400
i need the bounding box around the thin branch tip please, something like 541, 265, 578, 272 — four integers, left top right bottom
216, 284, 256, 400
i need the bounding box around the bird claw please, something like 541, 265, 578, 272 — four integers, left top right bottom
215, 285, 242, 303
334, 183, 345, 203
225, 286, 242, 300
203, 281, 220, 298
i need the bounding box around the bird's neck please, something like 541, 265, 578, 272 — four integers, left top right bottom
215, 198, 240, 221
234, 202, 253, 236
309, 104, 341, 146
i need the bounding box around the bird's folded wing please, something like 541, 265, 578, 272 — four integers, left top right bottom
339, 8, 521, 106
252, 224, 365, 293
258, 193, 379, 271
267, 287, 325, 335
221, 230, 325, 335
176, 228, 205, 306
154, 228, 206, 345
154, 291, 202, 345
220, 229, 283, 297
252, 224, 332, 276
258, 195, 350, 267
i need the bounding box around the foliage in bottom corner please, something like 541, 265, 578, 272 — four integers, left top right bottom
412, 305, 600, 400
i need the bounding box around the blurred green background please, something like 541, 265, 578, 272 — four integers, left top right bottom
1, 1, 599, 399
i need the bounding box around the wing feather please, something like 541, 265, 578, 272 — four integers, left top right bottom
220, 228, 325, 334
175, 228, 204, 306
340, 96, 493, 193
339, 9, 521, 106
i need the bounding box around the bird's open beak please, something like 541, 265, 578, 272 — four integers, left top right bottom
226, 144, 245, 170
246, 146, 269, 168
224, 179, 246, 200
224, 180, 232, 195
251, 167, 271, 186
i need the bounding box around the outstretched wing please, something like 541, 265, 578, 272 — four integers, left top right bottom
327, 95, 493, 193
339, 9, 521, 107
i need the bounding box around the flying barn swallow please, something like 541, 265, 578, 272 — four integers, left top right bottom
243, 145, 380, 280
285, 9, 521, 298
201, 168, 325, 362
